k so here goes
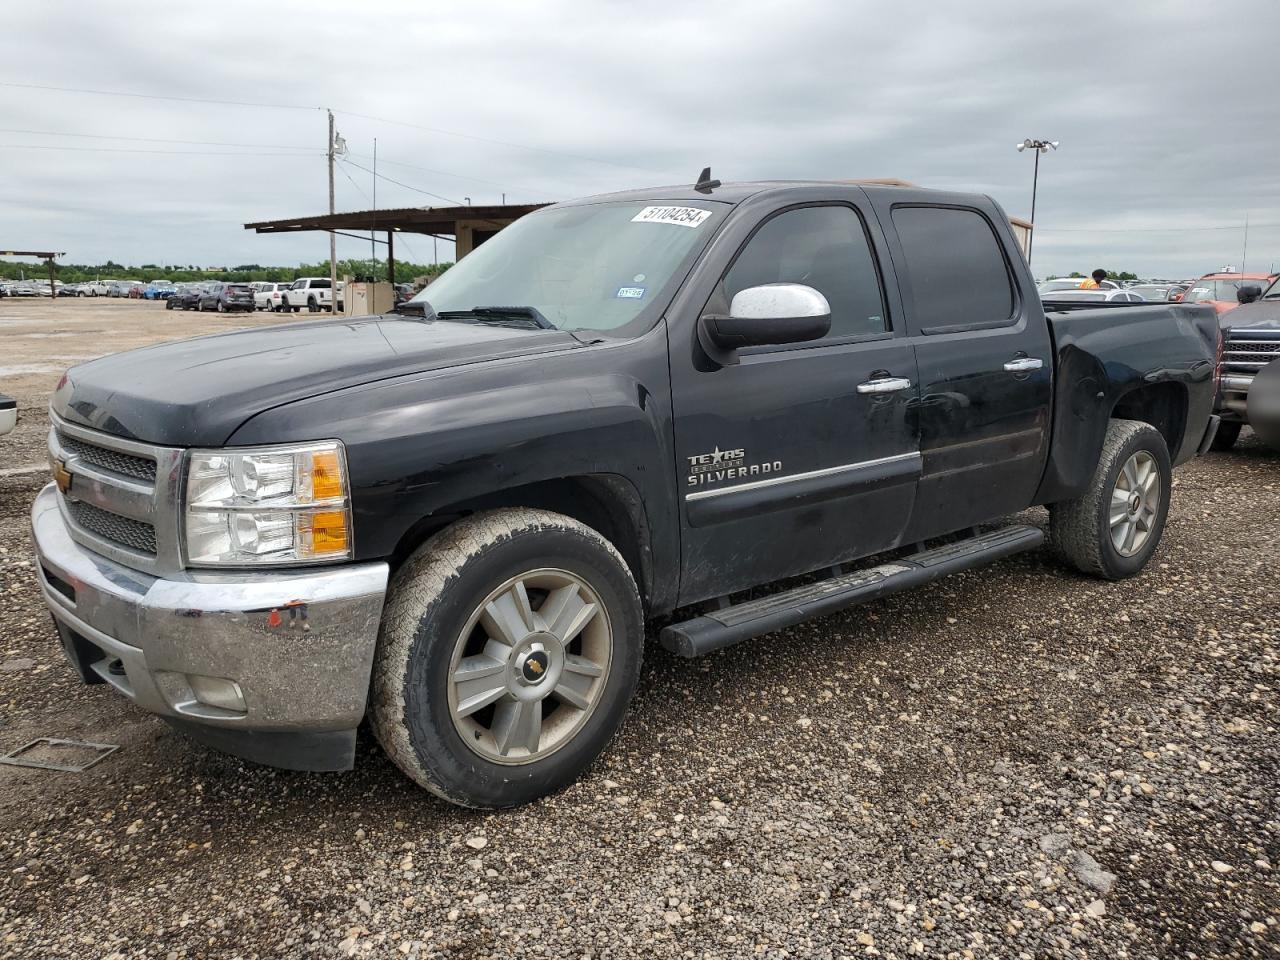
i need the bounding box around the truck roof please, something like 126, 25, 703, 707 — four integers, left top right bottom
564, 179, 947, 207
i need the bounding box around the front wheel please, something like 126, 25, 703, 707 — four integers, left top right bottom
370, 508, 643, 808
307, 297, 318, 313
1050, 419, 1172, 580
1210, 421, 1242, 452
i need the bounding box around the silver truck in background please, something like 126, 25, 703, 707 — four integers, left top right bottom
1213, 278, 1280, 451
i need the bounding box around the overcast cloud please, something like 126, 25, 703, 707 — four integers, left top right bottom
2, 0, 1277, 278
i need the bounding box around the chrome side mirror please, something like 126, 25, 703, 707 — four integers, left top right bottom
701, 283, 832, 350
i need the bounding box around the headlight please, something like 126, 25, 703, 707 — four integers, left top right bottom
184, 441, 352, 566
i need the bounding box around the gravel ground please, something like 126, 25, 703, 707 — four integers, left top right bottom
0, 301, 1276, 958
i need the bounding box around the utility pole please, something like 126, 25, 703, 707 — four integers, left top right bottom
327, 109, 338, 314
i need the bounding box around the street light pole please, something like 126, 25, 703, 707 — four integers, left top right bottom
1016, 138, 1059, 265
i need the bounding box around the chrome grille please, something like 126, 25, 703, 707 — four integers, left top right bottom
57, 433, 157, 482
1222, 330, 1280, 378
67, 500, 158, 555
49, 413, 186, 575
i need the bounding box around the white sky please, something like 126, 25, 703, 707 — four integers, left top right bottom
2, 0, 1277, 278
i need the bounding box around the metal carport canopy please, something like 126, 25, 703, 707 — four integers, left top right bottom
244, 204, 548, 240
244, 204, 551, 276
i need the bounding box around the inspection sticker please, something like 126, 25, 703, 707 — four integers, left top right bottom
631, 206, 712, 228
616, 286, 646, 299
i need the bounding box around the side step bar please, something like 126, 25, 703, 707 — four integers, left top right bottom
659, 524, 1044, 658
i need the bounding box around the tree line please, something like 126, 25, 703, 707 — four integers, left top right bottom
0, 257, 452, 285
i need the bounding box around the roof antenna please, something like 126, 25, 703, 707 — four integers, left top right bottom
694, 166, 721, 193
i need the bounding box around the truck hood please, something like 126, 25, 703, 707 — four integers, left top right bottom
1220, 299, 1280, 331
51, 314, 582, 446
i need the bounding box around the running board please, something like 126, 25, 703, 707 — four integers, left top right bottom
659, 525, 1044, 658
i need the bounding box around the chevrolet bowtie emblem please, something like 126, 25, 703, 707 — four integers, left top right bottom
52, 459, 72, 494
527, 659, 544, 675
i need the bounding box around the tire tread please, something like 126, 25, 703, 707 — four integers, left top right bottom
369, 508, 637, 806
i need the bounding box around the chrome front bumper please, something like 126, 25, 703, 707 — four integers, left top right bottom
31, 484, 389, 769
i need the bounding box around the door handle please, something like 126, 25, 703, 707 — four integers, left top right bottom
857, 376, 912, 394
1003, 357, 1044, 373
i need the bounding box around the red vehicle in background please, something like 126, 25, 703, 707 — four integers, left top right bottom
1180, 272, 1278, 314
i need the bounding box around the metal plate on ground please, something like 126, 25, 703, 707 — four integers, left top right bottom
0, 737, 119, 772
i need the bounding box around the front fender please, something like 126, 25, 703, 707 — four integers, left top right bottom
226, 334, 678, 597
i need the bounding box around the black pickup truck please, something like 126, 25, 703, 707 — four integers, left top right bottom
33, 179, 1220, 808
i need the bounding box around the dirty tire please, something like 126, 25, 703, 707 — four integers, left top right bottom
1049, 419, 1171, 580
369, 508, 643, 808
1210, 421, 1241, 452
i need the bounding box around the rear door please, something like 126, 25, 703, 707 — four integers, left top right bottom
669, 189, 921, 604
868, 191, 1053, 540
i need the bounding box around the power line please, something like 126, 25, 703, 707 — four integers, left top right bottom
0, 127, 315, 151
0, 79, 317, 111
345, 150, 523, 192
0, 143, 320, 157
339, 157, 461, 206
1, 79, 662, 175
333, 108, 661, 174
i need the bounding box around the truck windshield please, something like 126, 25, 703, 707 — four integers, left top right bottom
410, 201, 722, 332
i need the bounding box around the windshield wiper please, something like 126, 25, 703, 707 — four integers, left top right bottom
392, 299, 437, 319
437, 306, 556, 330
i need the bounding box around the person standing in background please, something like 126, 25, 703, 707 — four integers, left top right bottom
1079, 269, 1107, 289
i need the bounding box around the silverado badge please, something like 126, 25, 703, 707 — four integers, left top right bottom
52, 459, 72, 494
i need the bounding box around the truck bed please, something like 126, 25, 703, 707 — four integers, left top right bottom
1034, 300, 1219, 504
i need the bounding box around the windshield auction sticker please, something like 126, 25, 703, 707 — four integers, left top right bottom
631, 206, 712, 228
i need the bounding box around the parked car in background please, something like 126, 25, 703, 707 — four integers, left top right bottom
1181, 273, 1279, 314
143, 281, 177, 300
1211, 275, 1280, 451
57, 283, 81, 297
253, 282, 291, 311
169, 283, 208, 310
197, 281, 255, 312
1037, 278, 1119, 296
78, 280, 110, 297
281, 277, 344, 312
1039, 288, 1145, 303
1129, 284, 1184, 302
108, 280, 142, 298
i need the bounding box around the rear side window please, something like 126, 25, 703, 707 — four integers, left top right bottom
311, 278, 332, 289
723, 205, 887, 342
892, 206, 1015, 332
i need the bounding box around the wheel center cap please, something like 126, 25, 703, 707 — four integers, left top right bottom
519, 648, 551, 684
1128, 492, 1142, 514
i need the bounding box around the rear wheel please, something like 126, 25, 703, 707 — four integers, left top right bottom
1050, 419, 1172, 580
370, 508, 643, 808
1210, 421, 1242, 452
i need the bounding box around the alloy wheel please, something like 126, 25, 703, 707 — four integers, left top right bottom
1110, 450, 1160, 557
447, 568, 613, 765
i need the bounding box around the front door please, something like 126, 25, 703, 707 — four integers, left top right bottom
669, 193, 921, 605
869, 193, 1053, 540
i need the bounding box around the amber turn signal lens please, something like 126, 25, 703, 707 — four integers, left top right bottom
308, 510, 349, 555
311, 450, 345, 501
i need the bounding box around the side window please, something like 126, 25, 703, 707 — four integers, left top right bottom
313, 278, 331, 289
723, 205, 887, 342
891, 206, 1015, 331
